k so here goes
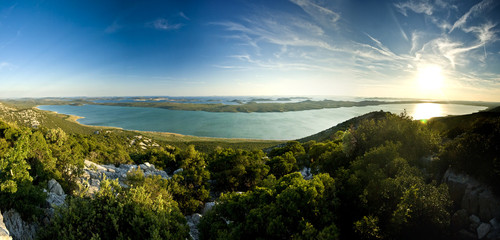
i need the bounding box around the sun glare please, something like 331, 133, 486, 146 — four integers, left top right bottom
412, 103, 443, 120
417, 64, 444, 93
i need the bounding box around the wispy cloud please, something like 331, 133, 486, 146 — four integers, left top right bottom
0, 62, 14, 71
179, 12, 190, 20
149, 18, 183, 30
449, 0, 497, 33
105, 20, 122, 33
394, 0, 434, 16
212, 16, 338, 52
289, 0, 340, 27
210, 0, 499, 100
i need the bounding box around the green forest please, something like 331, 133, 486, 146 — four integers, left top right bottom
1, 106, 499, 239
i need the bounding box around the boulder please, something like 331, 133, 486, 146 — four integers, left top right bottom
46, 192, 66, 207
186, 213, 202, 240
470, 215, 481, 232
47, 179, 64, 196
0, 211, 12, 240
139, 162, 155, 172
443, 168, 469, 208
443, 168, 500, 222
84, 160, 107, 172
477, 223, 491, 239
490, 218, 500, 230
46, 179, 66, 207
300, 167, 313, 180
202, 202, 215, 214
173, 168, 183, 175
2, 210, 36, 240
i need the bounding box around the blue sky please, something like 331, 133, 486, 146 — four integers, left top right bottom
0, 0, 499, 101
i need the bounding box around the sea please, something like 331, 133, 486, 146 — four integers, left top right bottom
37, 97, 487, 140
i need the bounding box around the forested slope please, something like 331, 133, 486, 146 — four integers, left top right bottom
0, 105, 499, 239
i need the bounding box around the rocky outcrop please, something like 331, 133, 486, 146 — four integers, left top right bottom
186, 201, 218, 240
186, 213, 202, 240
202, 202, 215, 215
2, 210, 36, 240
45, 179, 66, 207
443, 169, 500, 221
80, 160, 170, 194
443, 168, 500, 239
300, 167, 313, 180
0, 211, 12, 240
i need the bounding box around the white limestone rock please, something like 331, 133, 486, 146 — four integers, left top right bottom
0, 211, 12, 240
2, 210, 36, 240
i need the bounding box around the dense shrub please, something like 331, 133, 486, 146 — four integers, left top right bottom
199, 172, 339, 240
208, 148, 269, 192
38, 178, 189, 240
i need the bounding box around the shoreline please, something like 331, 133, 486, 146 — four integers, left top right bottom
35, 106, 125, 131
34, 106, 284, 141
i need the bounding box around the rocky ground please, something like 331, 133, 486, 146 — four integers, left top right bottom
0, 103, 43, 128
443, 168, 500, 239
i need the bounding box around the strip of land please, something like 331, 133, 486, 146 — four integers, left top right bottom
1, 97, 499, 113
94, 99, 499, 113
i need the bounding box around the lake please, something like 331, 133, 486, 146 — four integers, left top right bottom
37, 103, 487, 140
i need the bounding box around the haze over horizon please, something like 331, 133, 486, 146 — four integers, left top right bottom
1, 0, 499, 101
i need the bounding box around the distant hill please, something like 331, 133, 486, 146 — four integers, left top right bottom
428, 105, 500, 138
297, 105, 500, 143
297, 110, 390, 143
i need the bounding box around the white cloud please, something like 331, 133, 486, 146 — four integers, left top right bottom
394, 0, 434, 16
463, 22, 498, 44
289, 0, 341, 26
449, 0, 497, 33
179, 12, 190, 20
212, 16, 338, 52
150, 18, 183, 30
0, 62, 14, 71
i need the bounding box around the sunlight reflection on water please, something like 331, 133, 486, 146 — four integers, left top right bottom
411, 103, 443, 120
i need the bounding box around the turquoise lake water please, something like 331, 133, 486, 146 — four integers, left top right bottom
37, 103, 487, 140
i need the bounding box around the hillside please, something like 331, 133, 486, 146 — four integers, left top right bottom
0, 102, 499, 239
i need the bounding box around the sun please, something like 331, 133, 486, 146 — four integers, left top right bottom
417, 64, 444, 92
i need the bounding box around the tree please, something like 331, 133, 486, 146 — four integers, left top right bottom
209, 148, 269, 192
170, 145, 210, 214
199, 173, 339, 240
0, 128, 46, 218
38, 178, 189, 240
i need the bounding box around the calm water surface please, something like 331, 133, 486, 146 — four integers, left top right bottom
38, 103, 486, 140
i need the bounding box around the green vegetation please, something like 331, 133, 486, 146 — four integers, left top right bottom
38, 177, 189, 240
3, 97, 495, 114
198, 173, 339, 240
0, 100, 499, 239
95, 99, 494, 113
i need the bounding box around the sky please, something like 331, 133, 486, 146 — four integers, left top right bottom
0, 0, 499, 101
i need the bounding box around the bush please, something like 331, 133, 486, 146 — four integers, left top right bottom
38, 178, 189, 240
208, 148, 269, 192
199, 172, 339, 240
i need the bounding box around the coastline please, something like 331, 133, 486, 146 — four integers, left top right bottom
34, 106, 125, 131
34, 106, 284, 142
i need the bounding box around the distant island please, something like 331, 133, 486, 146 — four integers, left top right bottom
1, 97, 498, 113
93, 99, 497, 113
